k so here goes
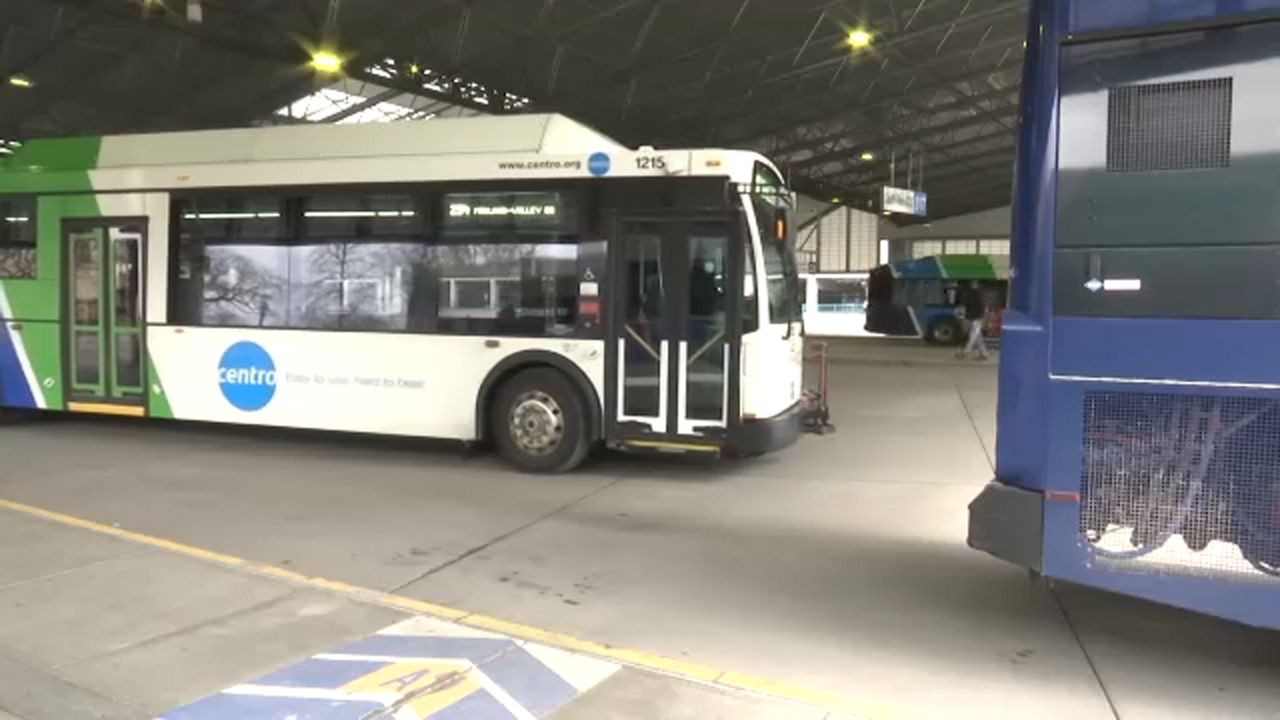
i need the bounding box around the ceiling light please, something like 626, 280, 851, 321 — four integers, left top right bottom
831, 197, 842, 204
860, 151, 875, 161
883, 211, 892, 216
8, 76, 33, 89
310, 50, 344, 74
847, 29, 874, 49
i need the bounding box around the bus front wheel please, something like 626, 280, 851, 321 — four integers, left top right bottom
926, 317, 963, 346
491, 368, 592, 474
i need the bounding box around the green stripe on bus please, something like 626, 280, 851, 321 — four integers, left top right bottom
147, 355, 174, 420
0, 136, 102, 178
938, 254, 998, 280
21, 322, 62, 409
0, 188, 101, 407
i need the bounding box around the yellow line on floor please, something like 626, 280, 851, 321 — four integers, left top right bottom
0, 496, 885, 719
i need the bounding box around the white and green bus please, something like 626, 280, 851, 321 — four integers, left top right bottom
0, 114, 804, 472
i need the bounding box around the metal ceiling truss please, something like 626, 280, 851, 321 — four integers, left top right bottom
633, 0, 1012, 115
818, 126, 1016, 185
647, 3, 1023, 133
362, 59, 531, 113
793, 103, 1018, 173
926, 175, 1015, 209
699, 31, 1023, 149
1, 13, 173, 134
44, 0, 522, 119
733, 59, 1017, 153
768, 81, 1015, 162
7, 0, 1028, 220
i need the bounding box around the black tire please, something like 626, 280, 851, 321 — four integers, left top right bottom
926, 317, 963, 346
490, 367, 592, 474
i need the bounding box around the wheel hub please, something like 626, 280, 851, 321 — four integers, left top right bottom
509, 391, 564, 456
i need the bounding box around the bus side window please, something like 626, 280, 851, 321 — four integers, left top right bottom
0, 195, 36, 279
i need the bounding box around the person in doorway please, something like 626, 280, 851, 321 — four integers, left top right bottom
957, 281, 990, 361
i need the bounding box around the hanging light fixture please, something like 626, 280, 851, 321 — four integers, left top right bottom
847, 28, 874, 49
310, 50, 344, 73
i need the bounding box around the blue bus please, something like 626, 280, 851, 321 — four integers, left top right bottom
864, 255, 1008, 345
968, 0, 1280, 628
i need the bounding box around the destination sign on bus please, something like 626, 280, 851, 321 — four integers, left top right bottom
444, 192, 564, 227
448, 203, 558, 219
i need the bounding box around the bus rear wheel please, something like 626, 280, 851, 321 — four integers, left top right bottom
491, 368, 591, 474
926, 317, 963, 346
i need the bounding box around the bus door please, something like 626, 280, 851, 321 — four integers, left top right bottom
62, 219, 147, 416
607, 216, 742, 451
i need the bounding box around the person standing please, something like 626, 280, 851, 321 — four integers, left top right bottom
958, 281, 990, 360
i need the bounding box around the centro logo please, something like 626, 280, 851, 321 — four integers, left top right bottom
217, 341, 277, 412
588, 152, 611, 177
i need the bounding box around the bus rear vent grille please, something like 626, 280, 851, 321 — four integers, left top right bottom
1107, 77, 1232, 173
1080, 391, 1280, 581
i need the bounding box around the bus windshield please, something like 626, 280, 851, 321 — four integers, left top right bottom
748, 163, 800, 326
752, 197, 801, 326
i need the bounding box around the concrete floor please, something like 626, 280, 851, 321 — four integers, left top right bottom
0, 508, 825, 720
0, 338, 1278, 719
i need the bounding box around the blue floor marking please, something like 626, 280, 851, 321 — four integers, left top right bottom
156, 618, 621, 720
161, 694, 382, 720
428, 689, 519, 720
335, 635, 517, 664
478, 648, 579, 717
255, 658, 389, 689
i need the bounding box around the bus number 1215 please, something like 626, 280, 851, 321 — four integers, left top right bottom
636, 156, 667, 171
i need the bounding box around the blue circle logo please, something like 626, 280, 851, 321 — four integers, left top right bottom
218, 341, 277, 412
588, 152, 611, 177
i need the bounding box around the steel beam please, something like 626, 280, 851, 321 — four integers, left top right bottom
629, 0, 663, 63
768, 82, 1015, 158
928, 174, 1015, 200
814, 126, 1015, 183
316, 86, 402, 123
667, 32, 1023, 141
547, 44, 564, 94
792, 9, 828, 67
49, 0, 509, 119
0, 16, 93, 79
789, 105, 1017, 171
723, 58, 1017, 147
453, 2, 471, 68
702, 0, 751, 83
640, 0, 1022, 117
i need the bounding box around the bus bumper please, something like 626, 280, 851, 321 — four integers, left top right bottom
967, 480, 1044, 572
730, 402, 802, 456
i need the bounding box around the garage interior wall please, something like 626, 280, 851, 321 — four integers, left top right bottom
880, 206, 1012, 261
796, 204, 881, 272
